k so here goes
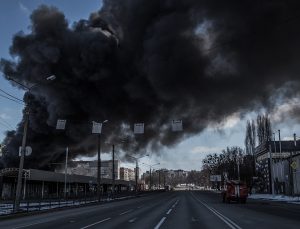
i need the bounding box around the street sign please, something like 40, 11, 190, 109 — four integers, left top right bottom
291, 161, 297, 170
19, 146, 32, 156
210, 175, 221, 182
134, 123, 144, 134
92, 121, 102, 134
171, 120, 183, 132
56, 119, 66, 130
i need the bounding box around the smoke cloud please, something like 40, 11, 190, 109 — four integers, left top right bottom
1, 0, 300, 169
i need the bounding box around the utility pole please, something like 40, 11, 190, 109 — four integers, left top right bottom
135, 160, 138, 194
163, 170, 166, 187
128, 154, 149, 194
290, 133, 296, 195
97, 134, 101, 202
149, 168, 152, 190
237, 158, 240, 181
12, 75, 56, 212
158, 170, 161, 189
273, 132, 277, 185
143, 162, 160, 190
64, 147, 69, 199
278, 129, 284, 180
14, 107, 29, 212
92, 120, 107, 202
112, 144, 115, 199
268, 140, 275, 195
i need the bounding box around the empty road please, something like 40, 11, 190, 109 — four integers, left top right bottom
1, 191, 300, 229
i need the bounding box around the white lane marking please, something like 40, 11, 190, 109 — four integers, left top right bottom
191, 192, 242, 229
129, 217, 138, 223
80, 218, 111, 229
120, 209, 133, 215
137, 206, 143, 209
154, 217, 166, 229
208, 206, 242, 229
166, 208, 172, 215
13, 221, 47, 229
172, 199, 179, 208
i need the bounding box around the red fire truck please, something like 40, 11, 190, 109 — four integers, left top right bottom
222, 180, 248, 203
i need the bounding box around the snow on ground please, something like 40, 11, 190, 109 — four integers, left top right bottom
248, 194, 300, 204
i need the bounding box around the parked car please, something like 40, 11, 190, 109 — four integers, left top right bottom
222, 180, 248, 203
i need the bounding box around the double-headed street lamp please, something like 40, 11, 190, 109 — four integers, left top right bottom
142, 162, 160, 190
127, 154, 149, 194
11, 75, 56, 212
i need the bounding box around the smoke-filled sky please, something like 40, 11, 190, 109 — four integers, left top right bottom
1, 0, 300, 171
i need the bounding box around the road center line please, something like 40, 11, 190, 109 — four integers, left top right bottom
208, 206, 242, 229
129, 217, 137, 223
166, 208, 172, 215
172, 199, 179, 208
191, 192, 242, 229
120, 209, 133, 215
154, 217, 166, 229
80, 218, 111, 229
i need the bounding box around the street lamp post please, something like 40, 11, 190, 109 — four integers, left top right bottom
112, 144, 115, 199
142, 162, 160, 190
127, 154, 149, 194
93, 120, 108, 202
12, 75, 56, 212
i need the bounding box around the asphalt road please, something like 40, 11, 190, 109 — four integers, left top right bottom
1, 191, 300, 229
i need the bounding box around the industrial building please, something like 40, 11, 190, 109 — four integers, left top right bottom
255, 140, 300, 195
0, 167, 134, 200
55, 160, 120, 180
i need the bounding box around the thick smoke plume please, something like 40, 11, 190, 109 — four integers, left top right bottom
1, 0, 300, 169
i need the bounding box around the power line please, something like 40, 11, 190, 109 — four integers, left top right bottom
0, 120, 12, 130
0, 116, 14, 129
0, 88, 23, 103
0, 93, 24, 105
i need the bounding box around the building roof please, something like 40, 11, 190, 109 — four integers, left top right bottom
255, 140, 300, 156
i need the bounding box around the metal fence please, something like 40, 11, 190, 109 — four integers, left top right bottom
0, 191, 139, 216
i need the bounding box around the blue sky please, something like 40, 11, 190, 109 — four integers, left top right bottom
1, 0, 299, 172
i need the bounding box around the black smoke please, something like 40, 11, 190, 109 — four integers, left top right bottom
1, 0, 300, 169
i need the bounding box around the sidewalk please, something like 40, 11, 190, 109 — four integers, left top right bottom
248, 193, 300, 204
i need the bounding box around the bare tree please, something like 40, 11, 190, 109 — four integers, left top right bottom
257, 114, 272, 144
245, 120, 256, 155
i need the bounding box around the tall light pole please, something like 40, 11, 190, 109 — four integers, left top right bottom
92, 120, 108, 202
56, 119, 68, 199
128, 154, 149, 194
112, 144, 115, 199
142, 162, 160, 190
12, 75, 56, 212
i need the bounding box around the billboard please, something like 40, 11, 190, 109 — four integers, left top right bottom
210, 175, 221, 182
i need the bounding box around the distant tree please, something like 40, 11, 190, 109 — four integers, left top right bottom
202, 146, 254, 186
245, 120, 256, 155
257, 114, 272, 144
